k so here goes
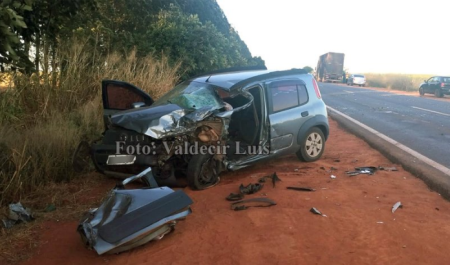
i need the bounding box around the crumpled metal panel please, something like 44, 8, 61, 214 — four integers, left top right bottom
1, 202, 35, 228
77, 168, 193, 255
110, 103, 224, 139
78, 187, 192, 255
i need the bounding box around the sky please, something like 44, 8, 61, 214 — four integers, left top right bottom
216, 0, 450, 75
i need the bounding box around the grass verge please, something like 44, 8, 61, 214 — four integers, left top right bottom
0, 39, 180, 205
364, 73, 432, 91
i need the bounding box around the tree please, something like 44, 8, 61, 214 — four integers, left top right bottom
1, 0, 265, 78
27, 0, 96, 73
303, 66, 313, 73
0, 0, 34, 72
147, 5, 264, 78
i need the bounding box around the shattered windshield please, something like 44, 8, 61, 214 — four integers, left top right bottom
153, 81, 224, 110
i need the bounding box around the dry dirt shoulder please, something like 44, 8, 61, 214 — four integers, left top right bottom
4, 118, 450, 265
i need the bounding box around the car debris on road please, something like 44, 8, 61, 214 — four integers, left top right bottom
320, 166, 337, 173
346, 166, 378, 176
258, 172, 282, 187
2, 202, 34, 229
230, 198, 277, 211
310, 207, 327, 217
239, 183, 264, 194
77, 167, 193, 255
226, 193, 244, 201
286, 187, 316, 192
378, 166, 398, 171
392, 201, 403, 213
226, 172, 282, 208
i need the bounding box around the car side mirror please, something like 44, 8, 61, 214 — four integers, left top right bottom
132, 102, 146, 108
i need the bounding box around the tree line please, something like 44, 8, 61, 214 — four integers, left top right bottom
0, 0, 264, 78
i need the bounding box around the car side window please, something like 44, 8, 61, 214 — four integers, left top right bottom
298, 85, 308, 105
269, 82, 308, 113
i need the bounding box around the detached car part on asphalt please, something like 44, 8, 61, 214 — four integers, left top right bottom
82, 67, 329, 190
77, 167, 193, 255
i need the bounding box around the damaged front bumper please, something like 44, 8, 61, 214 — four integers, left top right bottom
77, 167, 193, 255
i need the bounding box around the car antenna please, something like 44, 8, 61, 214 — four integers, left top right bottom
205, 75, 211, 82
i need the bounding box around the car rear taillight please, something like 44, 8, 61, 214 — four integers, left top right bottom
441, 83, 445, 88
312, 78, 322, 99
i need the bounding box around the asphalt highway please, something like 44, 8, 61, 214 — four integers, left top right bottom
320, 83, 450, 168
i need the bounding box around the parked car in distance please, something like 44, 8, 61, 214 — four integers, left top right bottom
83, 67, 330, 190
347, 74, 366, 87
419, 76, 450, 98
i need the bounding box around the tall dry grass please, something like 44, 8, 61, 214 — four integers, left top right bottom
364, 73, 432, 91
0, 39, 181, 205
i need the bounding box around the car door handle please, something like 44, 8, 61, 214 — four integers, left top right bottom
301, 111, 309, 117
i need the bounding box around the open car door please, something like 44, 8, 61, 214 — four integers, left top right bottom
102, 80, 154, 128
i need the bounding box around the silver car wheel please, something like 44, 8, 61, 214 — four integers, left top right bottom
305, 132, 323, 158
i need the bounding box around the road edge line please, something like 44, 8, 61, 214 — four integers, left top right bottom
327, 106, 450, 199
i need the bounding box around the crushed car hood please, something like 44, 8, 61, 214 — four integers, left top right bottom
110, 103, 221, 139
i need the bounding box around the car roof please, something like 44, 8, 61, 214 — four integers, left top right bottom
189, 68, 309, 91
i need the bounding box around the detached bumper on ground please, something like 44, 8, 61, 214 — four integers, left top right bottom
77, 167, 193, 255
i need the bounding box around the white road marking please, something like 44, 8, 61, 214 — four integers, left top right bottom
411, 106, 450, 117
327, 106, 450, 176
322, 90, 375, 96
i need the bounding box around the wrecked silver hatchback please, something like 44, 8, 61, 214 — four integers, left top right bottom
78, 67, 329, 190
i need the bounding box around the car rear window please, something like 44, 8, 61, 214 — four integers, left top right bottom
354, 75, 365, 78
442, 77, 450, 83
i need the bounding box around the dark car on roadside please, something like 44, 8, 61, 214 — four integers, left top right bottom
78, 67, 330, 190
419, 76, 450, 97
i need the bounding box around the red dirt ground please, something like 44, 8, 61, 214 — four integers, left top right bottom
16, 119, 450, 265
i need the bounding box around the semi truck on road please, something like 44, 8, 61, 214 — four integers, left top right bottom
315, 52, 345, 83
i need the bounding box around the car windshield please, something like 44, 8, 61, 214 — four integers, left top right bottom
152, 81, 224, 110
442, 77, 450, 83
354, 75, 365, 78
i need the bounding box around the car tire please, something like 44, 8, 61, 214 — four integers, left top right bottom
419, 87, 424, 96
187, 154, 220, 190
435, 88, 443, 98
296, 127, 325, 162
